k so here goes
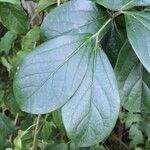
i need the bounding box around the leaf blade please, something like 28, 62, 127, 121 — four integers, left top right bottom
125, 11, 150, 73
41, 0, 108, 40
115, 41, 150, 112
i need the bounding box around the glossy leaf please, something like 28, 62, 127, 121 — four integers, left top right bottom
14, 34, 120, 146
61, 46, 120, 146
125, 11, 150, 73
115, 41, 150, 112
41, 0, 108, 40
0, 3, 29, 34
95, 0, 150, 11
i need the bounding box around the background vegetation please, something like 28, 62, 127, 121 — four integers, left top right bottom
0, 0, 150, 149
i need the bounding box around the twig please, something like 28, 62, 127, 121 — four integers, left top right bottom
32, 114, 41, 150
57, 0, 61, 6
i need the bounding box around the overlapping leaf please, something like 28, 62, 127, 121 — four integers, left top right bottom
115, 41, 150, 112
95, 0, 150, 11
41, 0, 108, 40
0, 0, 20, 5
62, 45, 120, 146
0, 113, 16, 137
0, 3, 29, 34
101, 21, 126, 67
13, 34, 120, 146
125, 11, 150, 73
13, 0, 121, 146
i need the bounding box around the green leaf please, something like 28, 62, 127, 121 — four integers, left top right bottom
119, 112, 142, 128
0, 113, 16, 137
34, 0, 68, 16
101, 21, 126, 67
0, 0, 20, 5
0, 3, 29, 34
13, 34, 120, 146
0, 31, 17, 55
95, 0, 150, 11
52, 110, 64, 131
129, 124, 144, 148
41, 0, 108, 40
41, 121, 53, 140
125, 11, 150, 73
44, 143, 68, 150
14, 135, 22, 150
21, 26, 40, 51
115, 41, 150, 112
61, 45, 119, 146
0, 90, 4, 102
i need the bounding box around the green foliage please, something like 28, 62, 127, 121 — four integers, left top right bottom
0, 0, 150, 149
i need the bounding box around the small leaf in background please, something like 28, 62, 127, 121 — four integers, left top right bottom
0, 3, 29, 34
41, 121, 53, 140
0, 31, 17, 55
119, 112, 142, 128
0, 90, 4, 102
44, 143, 68, 150
52, 110, 64, 131
0, 134, 9, 149
129, 124, 144, 148
0, 0, 20, 5
4, 86, 21, 115
0, 113, 16, 137
21, 26, 40, 51
94, 0, 150, 11
14, 135, 22, 150
1, 57, 12, 73
34, 0, 68, 16
115, 41, 150, 112
34, 0, 57, 16
101, 21, 126, 67
41, 0, 108, 40
125, 11, 150, 73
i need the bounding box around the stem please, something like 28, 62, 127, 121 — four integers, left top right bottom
9, 113, 19, 145
57, 0, 61, 6
14, 113, 19, 125
92, 18, 112, 39
32, 114, 41, 150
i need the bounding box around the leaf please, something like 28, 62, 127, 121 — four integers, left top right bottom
13, 34, 120, 146
94, 0, 150, 11
0, 31, 17, 55
34, 0, 68, 16
41, 0, 108, 40
124, 11, 150, 72
0, 3, 29, 34
21, 26, 40, 51
119, 112, 142, 128
115, 41, 150, 112
52, 110, 64, 131
0, 113, 16, 137
45, 143, 68, 150
41, 121, 53, 140
129, 124, 144, 148
101, 21, 126, 67
61, 45, 120, 146
14, 135, 22, 150
0, 90, 4, 102
0, 0, 20, 5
